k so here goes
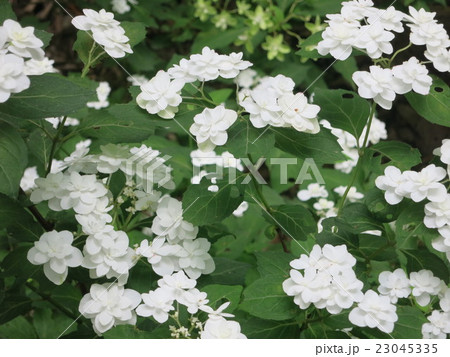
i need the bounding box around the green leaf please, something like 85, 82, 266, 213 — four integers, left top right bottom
241, 317, 299, 338
0, 295, 32, 324
0, 315, 37, 338
201, 285, 243, 312
270, 204, 317, 242
209, 88, 233, 105
341, 203, 384, 233
0, 193, 43, 242
226, 119, 275, 158
72, 31, 97, 69
103, 325, 156, 339
199, 257, 251, 286
0, 122, 27, 197
32, 309, 77, 338
333, 57, 358, 88
405, 78, 450, 128
391, 306, 427, 339
240, 275, 298, 321
315, 88, 370, 140
121, 21, 147, 47
404, 248, 449, 284
1, 245, 37, 279
182, 173, 246, 225
272, 127, 346, 164
255, 250, 294, 277
295, 31, 323, 59
369, 141, 422, 170
0, 74, 97, 120
0, 2, 16, 23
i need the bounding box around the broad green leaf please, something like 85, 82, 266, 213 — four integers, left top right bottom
341, 203, 384, 233
240, 275, 298, 321
272, 127, 346, 164
226, 119, 275, 159
0, 193, 44, 242
0, 122, 27, 197
295, 31, 323, 59
199, 257, 251, 286
182, 173, 246, 225
0, 315, 37, 338
0, 74, 96, 120
121, 21, 147, 47
241, 317, 299, 338
255, 250, 294, 277
315, 88, 370, 140
316, 216, 359, 250
404, 248, 449, 284
369, 141, 422, 170
0, 245, 37, 279
72, 31, 97, 69
391, 306, 427, 339
32, 309, 77, 338
0, 2, 16, 23
405, 78, 450, 128
364, 188, 403, 223
333, 57, 358, 88
209, 88, 233, 105
270, 204, 317, 242
26, 125, 55, 171
0, 295, 32, 324
201, 285, 243, 312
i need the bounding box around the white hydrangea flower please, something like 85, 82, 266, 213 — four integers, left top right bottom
392, 57, 432, 95
234, 68, 257, 88
27, 230, 83, 285
425, 47, 450, 73
0, 53, 30, 103
408, 21, 449, 51
190, 149, 218, 167
135, 287, 175, 323
87, 81, 111, 109
1, 19, 44, 59
151, 196, 198, 243
24, 57, 57, 75
400, 164, 447, 203
201, 317, 247, 339
317, 17, 359, 60
72, 9, 120, 32
180, 288, 209, 314
30, 172, 68, 211
45, 116, 80, 129
157, 271, 197, 302
341, 0, 376, 20
96, 144, 130, 174
200, 301, 235, 319
76, 215, 114, 236
367, 6, 405, 33
433, 139, 450, 165
404, 7, 437, 25
79, 283, 141, 335
440, 288, 450, 312
217, 52, 252, 79
352, 66, 397, 110
421, 311, 450, 339
134, 190, 161, 213
177, 238, 215, 279
410, 270, 443, 306
278, 93, 320, 133
186, 46, 222, 81
354, 23, 394, 59
375, 166, 408, 205
378, 269, 411, 303
190, 105, 238, 152
424, 195, 450, 229
111, 0, 138, 14
60, 172, 108, 215
349, 290, 398, 333
313, 198, 335, 214
136, 237, 181, 276
136, 70, 184, 119
63, 146, 98, 174
233, 201, 249, 217
20, 166, 38, 193
127, 74, 148, 86
239, 87, 281, 128
167, 58, 198, 83
297, 183, 328, 201
334, 186, 364, 202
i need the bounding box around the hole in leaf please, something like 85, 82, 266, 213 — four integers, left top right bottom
342, 93, 354, 99
435, 87, 444, 93
288, 178, 295, 183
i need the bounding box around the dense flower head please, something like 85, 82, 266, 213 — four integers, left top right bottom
421, 310, 450, 339
410, 270, 444, 306
392, 57, 432, 95
0, 19, 44, 59
424, 195, 450, 229
79, 283, 141, 335
201, 316, 247, 339
0, 53, 30, 103
136, 287, 175, 323
377, 269, 411, 303
27, 230, 83, 285
349, 290, 398, 333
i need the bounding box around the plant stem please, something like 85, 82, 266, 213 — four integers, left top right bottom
337, 101, 376, 214
20, 189, 54, 231
388, 42, 412, 67
46, 116, 67, 175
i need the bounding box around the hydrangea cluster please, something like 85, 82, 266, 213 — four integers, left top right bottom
0, 19, 52, 102
283, 244, 364, 315
318, 2, 448, 109
321, 117, 387, 174
377, 268, 449, 338
111, 0, 138, 14
72, 9, 132, 58
375, 149, 450, 263
137, 46, 251, 119
239, 74, 321, 133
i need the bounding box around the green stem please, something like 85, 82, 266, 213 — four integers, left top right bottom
46, 116, 67, 175
388, 42, 412, 67
338, 102, 376, 214
81, 41, 99, 78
